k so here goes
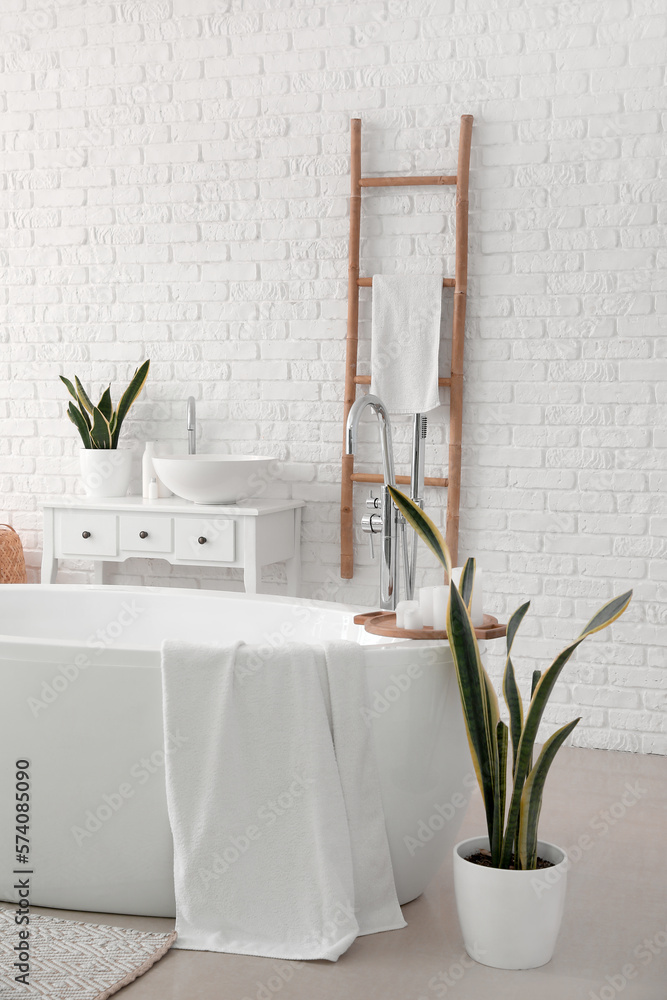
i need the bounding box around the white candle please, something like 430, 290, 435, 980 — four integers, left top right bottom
403, 603, 423, 631
395, 601, 410, 629
433, 585, 448, 631
419, 586, 434, 627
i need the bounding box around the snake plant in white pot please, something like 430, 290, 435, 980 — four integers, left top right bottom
388, 486, 632, 970
61, 361, 150, 497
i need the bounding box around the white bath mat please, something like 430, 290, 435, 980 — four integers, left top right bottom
0, 907, 176, 998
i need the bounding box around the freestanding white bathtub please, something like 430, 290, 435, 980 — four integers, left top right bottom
0, 585, 472, 916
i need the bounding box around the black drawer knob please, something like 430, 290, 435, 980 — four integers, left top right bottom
82, 531, 91, 539
139, 530, 148, 539
198, 536, 207, 545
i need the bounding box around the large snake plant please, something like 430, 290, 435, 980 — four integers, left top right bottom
387, 486, 632, 871
60, 360, 150, 449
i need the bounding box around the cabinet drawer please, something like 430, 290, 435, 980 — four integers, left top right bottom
174, 518, 235, 563
59, 511, 118, 558
119, 515, 173, 554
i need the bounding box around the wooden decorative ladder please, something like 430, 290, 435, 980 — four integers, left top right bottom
340, 114, 473, 579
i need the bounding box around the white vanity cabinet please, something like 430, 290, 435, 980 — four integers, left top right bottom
42, 497, 303, 595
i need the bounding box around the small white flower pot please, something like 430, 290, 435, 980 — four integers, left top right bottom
80, 448, 133, 498
453, 835, 568, 970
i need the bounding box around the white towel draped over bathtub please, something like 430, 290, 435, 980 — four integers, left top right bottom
160, 639, 405, 961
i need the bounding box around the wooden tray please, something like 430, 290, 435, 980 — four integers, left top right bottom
353, 611, 506, 641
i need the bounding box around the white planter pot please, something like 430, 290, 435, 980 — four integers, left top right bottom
453, 835, 568, 970
80, 449, 133, 498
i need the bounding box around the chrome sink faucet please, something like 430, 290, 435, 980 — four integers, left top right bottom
186, 397, 196, 455
346, 394, 399, 610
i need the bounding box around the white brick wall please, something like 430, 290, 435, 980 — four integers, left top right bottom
1, 0, 665, 753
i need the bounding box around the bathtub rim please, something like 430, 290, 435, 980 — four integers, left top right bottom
0, 583, 454, 665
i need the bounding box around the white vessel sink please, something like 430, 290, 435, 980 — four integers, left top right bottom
152, 455, 276, 505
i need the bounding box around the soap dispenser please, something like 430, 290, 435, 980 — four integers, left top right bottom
142, 442, 170, 499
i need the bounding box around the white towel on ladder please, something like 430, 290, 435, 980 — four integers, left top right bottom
161, 639, 405, 961
370, 273, 443, 414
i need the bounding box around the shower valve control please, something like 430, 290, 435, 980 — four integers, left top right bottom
361, 511, 382, 560
362, 491, 382, 557
361, 513, 382, 534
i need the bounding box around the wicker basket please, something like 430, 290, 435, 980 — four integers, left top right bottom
0, 524, 27, 584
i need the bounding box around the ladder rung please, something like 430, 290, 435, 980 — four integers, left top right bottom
351, 472, 448, 488
359, 175, 457, 188
358, 277, 455, 288
354, 375, 451, 387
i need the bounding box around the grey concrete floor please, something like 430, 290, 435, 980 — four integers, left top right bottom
31, 746, 667, 999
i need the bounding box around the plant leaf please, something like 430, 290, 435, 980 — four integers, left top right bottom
112, 359, 150, 447
387, 486, 452, 580
74, 376, 94, 415
502, 602, 530, 776
577, 590, 634, 639
60, 375, 79, 402
59, 375, 80, 404
97, 385, 113, 423
483, 672, 501, 857
446, 579, 497, 847
67, 402, 91, 448
503, 657, 523, 776
528, 670, 541, 771
89, 405, 112, 449
507, 601, 530, 657
500, 590, 632, 868
61, 377, 91, 429
491, 720, 508, 866
459, 557, 475, 611
517, 718, 580, 869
